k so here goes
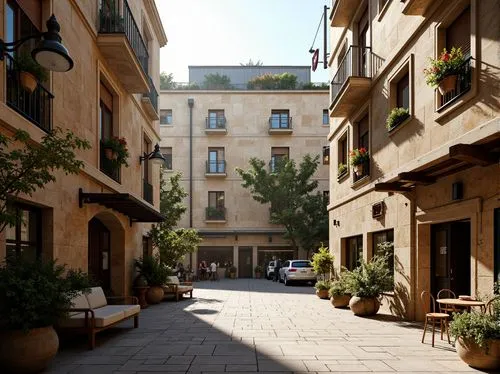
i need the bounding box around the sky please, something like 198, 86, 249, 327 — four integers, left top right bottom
155, 0, 330, 84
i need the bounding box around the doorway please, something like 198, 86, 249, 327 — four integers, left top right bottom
431, 220, 471, 297
88, 217, 111, 291
238, 247, 253, 278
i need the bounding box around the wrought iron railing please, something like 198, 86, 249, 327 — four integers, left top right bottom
205, 116, 226, 129
206, 160, 226, 173
143, 179, 153, 204
100, 143, 120, 182
98, 0, 149, 75
330, 46, 382, 105
206, 207, 226, 220
5, 54, 53, 132
143, 75, 158, 113
438, 57, 473, 110
269, 116, 292, 129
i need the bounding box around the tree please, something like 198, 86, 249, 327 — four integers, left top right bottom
0, 128, 91, 233
160, 72, 176, 90
240, 59, 263, 66
311, 244, 334, 280
149, 171, 201, 267
202, 73, 232, 89
235, 154, 328, 256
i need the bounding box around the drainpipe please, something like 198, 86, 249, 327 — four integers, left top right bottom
188, 97, 194, 268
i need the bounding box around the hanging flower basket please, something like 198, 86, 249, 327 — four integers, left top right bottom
424, 47, 464, 94
101, 136, 130, 167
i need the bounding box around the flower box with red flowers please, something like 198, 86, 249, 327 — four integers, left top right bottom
101, 136, 130, 167
424, 47, 465, 95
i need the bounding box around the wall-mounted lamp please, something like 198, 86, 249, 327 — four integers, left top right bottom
0, 14, 74, 72
333, 219, 340, 227
139, 144, 165, 166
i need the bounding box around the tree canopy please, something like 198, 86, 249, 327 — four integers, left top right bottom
235, 154, 328, 257
202, 73, 232, 89
160, 72, 176, 90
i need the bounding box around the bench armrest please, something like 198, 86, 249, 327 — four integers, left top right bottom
63, 308, 96, 327
106, 296, 139, 305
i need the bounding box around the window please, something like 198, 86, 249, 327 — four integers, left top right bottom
270, 147, 289, 172
446, 7, 471, 57
323, 146, 330, 165
207, 110, 226, 129
397, 73, 409, 110
322, 109, 329, 125
161, 147, 172, 170
142, 236, 152, 258
338, 132, 348, 177
346, 235, 363, 271
143, 137, 151, 181
372, 229, 394, 290
207, 191, 225, 220
495, 209, 500, 285
356, 114, 369, 151
160, 109, 172, 125
208, 147, 225, 173
388, 57, 412, 131
99, 82, 119, 182
5, 204, 42, 260
270, 110, 291, 129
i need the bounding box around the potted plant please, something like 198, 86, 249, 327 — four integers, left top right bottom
345, 255, 393, 316
314, 279, 332, 299
329, 271, 351, 308
386, 107, 410, 131
349, 148, 369, 176
134, 255, 170, 304
14, 51, 48, 93
254, 265, 264, 279
101, 136, 130, 167
338, 162, 347, 178
311, 243, 334, 281
0, 255, 90, 373
229, 266, 237, 279
424, 47, 464, 95
449, 301, 500, 370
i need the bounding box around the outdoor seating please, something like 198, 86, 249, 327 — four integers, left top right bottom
437, 288, 458, 314
58, 287, 140, 349
163, 275, 194, 301
486, 296, 500, 315
421, 291, 450, 347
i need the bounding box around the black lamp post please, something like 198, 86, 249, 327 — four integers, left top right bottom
0, 14, 73, 72
139, 144, 165, 166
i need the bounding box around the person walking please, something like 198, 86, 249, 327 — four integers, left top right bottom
210, 261, 217, 281
273, 258, 282, 282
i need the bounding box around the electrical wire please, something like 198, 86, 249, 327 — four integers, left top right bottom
309, 11, 324, 51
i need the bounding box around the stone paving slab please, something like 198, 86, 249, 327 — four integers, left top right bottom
44, 279, 483, 373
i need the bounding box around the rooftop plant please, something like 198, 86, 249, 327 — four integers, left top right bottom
247, 72, 298, 90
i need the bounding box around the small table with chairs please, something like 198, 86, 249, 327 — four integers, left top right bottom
436, 298, 486, 313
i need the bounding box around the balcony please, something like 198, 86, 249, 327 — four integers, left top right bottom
437, 57, 472, 111
205, 117, 227, 134
205, 160, 227, 177
402, 0, 434, 15
268, 117, 293, 134
330, 0, 363, 27
141, 75, 159, 121
100, 144, 120, 183
205, 207, 226, 222
5, 54, 53, 132
330, 46, 375, 117
97, 0, 149, 93
143, 179, 153, 205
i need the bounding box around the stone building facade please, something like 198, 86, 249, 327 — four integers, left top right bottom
159, 71, 329, 278
0, 0, 167, 296
327, 0, 499, 320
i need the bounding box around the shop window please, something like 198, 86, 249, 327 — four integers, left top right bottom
5, 204, 42, 260
346, 235, 363, 271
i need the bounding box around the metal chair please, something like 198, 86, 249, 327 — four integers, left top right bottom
421, 291, 451, 347
486, 296, 500, 316
437, 288, 457, 314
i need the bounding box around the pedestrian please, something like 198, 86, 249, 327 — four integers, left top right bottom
210, 260, 217, 281
274, 258, 282, 282
199, 261, 207, 280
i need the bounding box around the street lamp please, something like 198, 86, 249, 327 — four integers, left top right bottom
139, 144, 165, 166
0, 14, 73, 72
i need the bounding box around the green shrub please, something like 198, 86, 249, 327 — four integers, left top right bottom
202, 73, 232, 89
338, 163, 347, 176
0, 255, 91, 331
247, 72, 298, 90
229, 266, 237, 273
311, 243, 334, 279
254, 265, 264, 273
314, 279, 332, 291
134, 255, 172, 286
329, 271, 350, 297
386, 107, 410, 130
345, 255, 393, 298
449, 310, 500, 350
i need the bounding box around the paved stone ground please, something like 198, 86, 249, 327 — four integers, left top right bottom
45, 279, 484, 374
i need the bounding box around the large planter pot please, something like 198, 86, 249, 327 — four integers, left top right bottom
255, 272, 261, 279
349, 296, 380, 316
456, 337, 500, 370
330, 294, 351, 308
19, 71, 38, 93
146, 285, 164, 304
0, 326, 59, 373
316, 289, 329, 299
353, 164, 364, 176
438, 74, 457, 95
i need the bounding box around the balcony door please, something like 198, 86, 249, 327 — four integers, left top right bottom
88, 218, 111, 292
358, 8, 369, 77
208, 148, 225, 173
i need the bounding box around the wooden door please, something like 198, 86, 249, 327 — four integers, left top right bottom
88, 218, 111, 291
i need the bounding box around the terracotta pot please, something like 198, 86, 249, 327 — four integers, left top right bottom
330, 294, 351, 308
438, 74, 457, 95
0, 326, 59, 373
349, 296, 380, 316
112, 151, 119, 160
255, 272, 261, 279
20, 71, 38, 93
316, 289, 329, 299
353, 164, 364, 176
104, 147, 113, 160
146, 285, 164, 304
456, 337, 500, 370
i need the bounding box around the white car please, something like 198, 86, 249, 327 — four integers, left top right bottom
279, 260, 316, 286
266, 261, 276, 279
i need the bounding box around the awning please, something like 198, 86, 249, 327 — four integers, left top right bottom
375, 135, 500, 193
79, 188, 164, 224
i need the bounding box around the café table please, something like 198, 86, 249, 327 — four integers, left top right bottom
436, 298, 486, 313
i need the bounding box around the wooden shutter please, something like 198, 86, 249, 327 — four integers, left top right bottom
446, 7, 471, 57
17, 0, 42, 30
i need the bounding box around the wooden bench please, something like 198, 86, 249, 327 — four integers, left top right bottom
57, 287, 140, 349
163, 276, 194, 301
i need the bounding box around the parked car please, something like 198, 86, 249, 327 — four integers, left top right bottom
279, 260, 316, 286
266, 261, 275, 279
